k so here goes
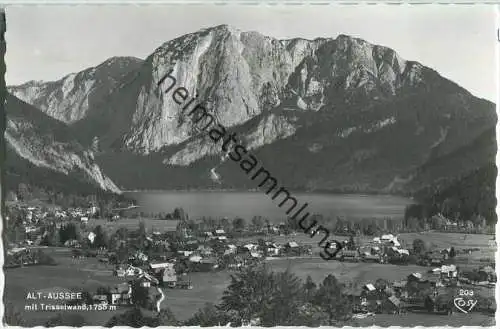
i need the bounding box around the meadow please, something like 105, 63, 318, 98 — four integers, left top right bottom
5, 231, 495, 325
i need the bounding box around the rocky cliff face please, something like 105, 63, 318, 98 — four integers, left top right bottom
113, 25, 429, 155
5, 94, 121, 193
9, 25, 497, 193
8, 57, 143, 123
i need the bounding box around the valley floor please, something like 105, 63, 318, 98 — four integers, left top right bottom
4, 231, 496, 326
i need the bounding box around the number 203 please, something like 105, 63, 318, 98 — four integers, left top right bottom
459, 289, 474, 296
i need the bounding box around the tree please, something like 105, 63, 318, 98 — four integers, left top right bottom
210, 238, 227, 257
173, 207, 188, 221
17, 183, 31, 201
294, 303, 330, 326
184, 303, 230, 326
313, 274, 352, 324
404, 204, 425, 220
93, 225, 108, 249
219, 265, 275, 324
35, 249, 57, 265
260, 269, 305, 326
219, 217, 232, 233
412, 238, 426, 255
232, 217, 246, 232
4, 303, 25, 326
441, 197, 461, 219
131, 280, 149, 308
374, 278, 389, 299
153, 308, 179, 326
303, 275, 317, 303
105, 307, 156, 327
59, 222, 79, 244
251, 216, 265, 232
41, 224, 59, 246
137, 221, 148, 248
115, 227, 129, 240
449, 247, 456, 258
347, 235, 356, 250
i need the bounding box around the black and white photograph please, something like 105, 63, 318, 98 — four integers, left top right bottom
1, 3, 498, 327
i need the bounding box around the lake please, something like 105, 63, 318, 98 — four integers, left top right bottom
124, 191, 412, 222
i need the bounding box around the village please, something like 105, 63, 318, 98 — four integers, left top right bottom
3, 201, 497, 325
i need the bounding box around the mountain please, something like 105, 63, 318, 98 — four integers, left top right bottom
4, 93, 121, 195
9, 25, 497, 199
8, 56, 143, 123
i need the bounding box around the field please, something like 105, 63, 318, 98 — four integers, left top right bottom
4, 247, 124, 326
5, 231, 496, 326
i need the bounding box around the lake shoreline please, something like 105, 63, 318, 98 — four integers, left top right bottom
123, 189, 413, 199
120, 191, 412, 222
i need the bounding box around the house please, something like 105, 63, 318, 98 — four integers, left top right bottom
93, 294, 108, 305
268, 226, 279, 234
178, 250, 194, 257
115, 267, 126, 277
185, 240, 200, 251
438, 264, 458, 278
132, 251, 148, 262
362, 252, 381, 263
136, 272, 159, 287
25, 226, 37, 234
64, 239, 81, 248
250, 251, 262, 259
284, 241, 300, 255
87, 232, 96, 244
214, 229, 226, 236
162, 265, 177, 286
381, 234, 394, 242
429, 252, 444, 266
110, 283, 132, 305
408, 272, 423, 281
339, 250, 360, 262
188, 255, 203, 263
244, 243, 257, 251
224, 244, 237, 255
478, 266, 496, 282
363, 283, 376, 293
266, 243, 280, 256
149, 262, 175, 274
80, 216, 89, 223
213, 229, 227, 240
198, 258, 218, 272
385, 296, 402, 314
197, 245, 214, 257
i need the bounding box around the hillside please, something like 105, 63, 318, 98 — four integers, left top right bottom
6, 25, 496, 214
4, 93, 121, 196
8, 56, 143, 123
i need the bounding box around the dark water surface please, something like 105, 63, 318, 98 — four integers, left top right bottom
125, 191, 412, 221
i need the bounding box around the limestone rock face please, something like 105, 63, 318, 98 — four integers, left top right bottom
5, 95, 121, 193
7, 25, 496, 193
8, 57, 143, 123
80, 25, 428, 158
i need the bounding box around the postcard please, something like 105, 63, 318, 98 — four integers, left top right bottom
1, 2, 497, 327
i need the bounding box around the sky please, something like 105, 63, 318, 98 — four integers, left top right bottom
5, 4, 499, 102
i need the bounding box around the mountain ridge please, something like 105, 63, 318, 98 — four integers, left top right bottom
5, 25, 496, 215
5, 93, 122, 194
